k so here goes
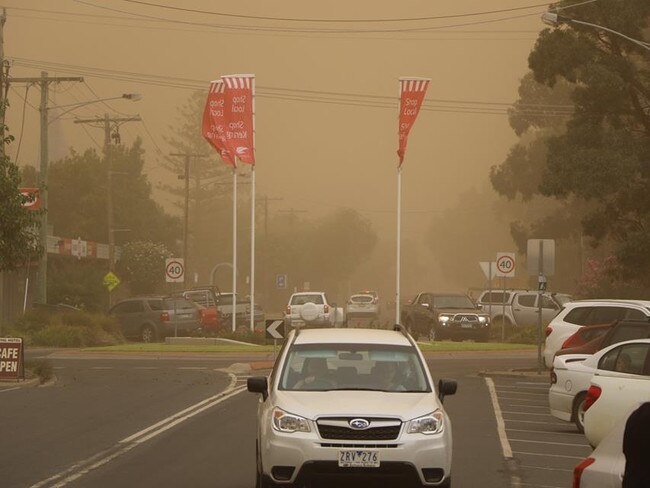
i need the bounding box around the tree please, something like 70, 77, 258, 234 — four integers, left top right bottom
118, 241, 172, 295
0, 114, 42, 271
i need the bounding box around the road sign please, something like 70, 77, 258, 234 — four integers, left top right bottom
495, 252, 516, 278
527, 239, 555, 276
0, 338, 25, 380
165, 258, 185, 283
19, 188, 40, 210
266, 319, 284, 340
479, 262, 497, 281
102, 272, 121, 292
276, 274, 287, 290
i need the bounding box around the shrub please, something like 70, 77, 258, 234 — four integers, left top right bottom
25, 359, 53, 384
217, 327, 268, 345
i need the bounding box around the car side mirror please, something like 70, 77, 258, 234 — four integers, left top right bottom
438, 379, 457, 403
422, 303, 430, 309
247, 377, 268, 401
477, 303, 483, 310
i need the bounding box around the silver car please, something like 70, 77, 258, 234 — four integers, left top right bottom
248, 327, 456, 487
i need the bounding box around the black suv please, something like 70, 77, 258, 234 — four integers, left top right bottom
108, 296, 201, 342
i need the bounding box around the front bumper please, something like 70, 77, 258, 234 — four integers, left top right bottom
548, 388, 574, 422
437, 323, 489, 339
261, 427, 451, 486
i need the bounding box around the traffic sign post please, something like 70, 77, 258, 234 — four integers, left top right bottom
276, 274, 287, 290
527, 239, 555, 375
495, 253, 516, 342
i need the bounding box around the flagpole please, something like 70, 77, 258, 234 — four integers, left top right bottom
250, 76, 256, 333
232, 165, 238, 333
250, 164, 256, 333
396, 165, 402, 325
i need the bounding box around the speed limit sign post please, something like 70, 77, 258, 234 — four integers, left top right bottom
165, 258, 185, 283
495, 252, 515, 343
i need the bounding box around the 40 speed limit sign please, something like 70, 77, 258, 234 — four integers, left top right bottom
165, 258, 185, 283
495, 252, 516, 278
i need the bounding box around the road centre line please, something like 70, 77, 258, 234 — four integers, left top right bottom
513, 451, 585, 460
30, 374, 245, 488
509, 439, 591, 448
485, 377, 513, 458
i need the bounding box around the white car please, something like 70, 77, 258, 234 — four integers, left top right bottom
346, 294, 379, 320
247, 327, 456, 487
284, 292, 343, 329
543, 300, 650, 367
549, 338, 650, 432
582, 339, 650, 448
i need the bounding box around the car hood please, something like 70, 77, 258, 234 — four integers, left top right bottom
435, 308, 485, 315
272, 390, 441, 421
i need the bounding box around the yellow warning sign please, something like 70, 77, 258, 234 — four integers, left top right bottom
103, 272, 121, 292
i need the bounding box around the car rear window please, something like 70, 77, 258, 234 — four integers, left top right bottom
148, 300, 164, 311
350, 295, 374, 303
516, 295, 536, 307
291, 294, 324, 305
163, 298, 196, 310
564, 307, 594, 325
608, 323, 650, 345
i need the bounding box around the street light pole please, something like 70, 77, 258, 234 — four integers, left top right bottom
541, 11, 650, 52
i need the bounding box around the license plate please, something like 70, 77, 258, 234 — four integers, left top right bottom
338, 450, 380, 468
461, 323, 473, 329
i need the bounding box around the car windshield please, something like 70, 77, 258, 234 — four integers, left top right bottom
279, 344, 430, 393
291, 294, 324, 305
432, 295, 475, 309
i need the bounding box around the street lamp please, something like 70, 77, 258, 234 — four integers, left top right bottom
49, 93, 142, 123
541, 11, 650, 52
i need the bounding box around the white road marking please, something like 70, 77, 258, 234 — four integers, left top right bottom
506, 428, 583, 436
498, 385, 548, 390
90, 367, 113, 370
176, 367, 207, 370
30, 374, 244, 488
506, 405, 549, 409
485, 377, 513, 458
501, 411, 553, 416
518, 482, 566, 488
496, 390, 546, 396
498, 397, 546, 403
509, 439, 591, 448
505, 419, 568, 425
514, 451, 585, 460
132, 367, 158, 370
519, 465, 573, 473
516, 382, 550, 386
0, 387, 20, 393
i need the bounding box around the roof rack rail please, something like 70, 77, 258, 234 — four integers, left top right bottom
393, 323, 408, 337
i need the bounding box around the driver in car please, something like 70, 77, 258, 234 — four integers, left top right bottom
294, 358, 332, 390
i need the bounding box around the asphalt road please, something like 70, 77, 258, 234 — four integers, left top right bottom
0, 350, 571, 488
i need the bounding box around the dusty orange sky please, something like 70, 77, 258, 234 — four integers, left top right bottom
4, 0, 548, 295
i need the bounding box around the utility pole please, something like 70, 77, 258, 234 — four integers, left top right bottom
0, 8, 8, 158
10, 73, 84, 304
170, 152, 206, 283
73, 114, 141, 304
262, 196, 282, 301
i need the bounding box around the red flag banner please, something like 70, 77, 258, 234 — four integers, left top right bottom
202, 80, 236, 167
397, 77, 430, 166
222, 74, 255, 165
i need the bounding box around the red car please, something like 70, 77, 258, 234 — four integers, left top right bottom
555, 319, 650, 358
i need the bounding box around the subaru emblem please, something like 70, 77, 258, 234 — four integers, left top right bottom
349, 418, 370, 430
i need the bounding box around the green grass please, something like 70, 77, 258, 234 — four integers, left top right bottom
81, 341, 536, 354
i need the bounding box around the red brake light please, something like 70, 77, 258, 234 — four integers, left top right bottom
550, 368, 557, 385
584, 385, 602, 412
561, 336, 573, 349
160, 312, 170, 322
324, 304, 329, 314
545, 326, 553, 337
573, 457, 595, 488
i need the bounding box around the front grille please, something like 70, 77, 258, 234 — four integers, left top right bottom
320, 443, 399, 449
317, 418, 401, 441
453, 314, 479, 322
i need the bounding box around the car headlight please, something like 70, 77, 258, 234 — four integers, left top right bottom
272, 407, 311, 433
438, 315, 452, 324
407, 410, 444, 435
478, 316, 489, 324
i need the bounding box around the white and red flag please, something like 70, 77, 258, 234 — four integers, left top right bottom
397, 77, 430, 166
221, 74, 256, 165
202, 80, 236, 167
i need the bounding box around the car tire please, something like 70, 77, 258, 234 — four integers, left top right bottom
573, 392, 587, 433
140, 324, 157, 343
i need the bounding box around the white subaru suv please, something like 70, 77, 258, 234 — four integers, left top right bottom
247, 327, 456, 487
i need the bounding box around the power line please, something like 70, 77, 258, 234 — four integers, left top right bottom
13, 84, 29, 164
117, 0, 552, 23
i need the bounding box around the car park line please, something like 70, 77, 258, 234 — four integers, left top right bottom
507, 428, 583, 436
502, 411, 555, 416
513, 451, 585, 460
485, 377, 513, 458
0, 386, 20, 393
509, 439, 590, 447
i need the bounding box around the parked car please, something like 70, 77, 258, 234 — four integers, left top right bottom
555, 319, 650, 359
178, 288, 264, 329
583, 338, 650, 448
247, 326, 457, 487
284, 292, 344, 330
346, 294, 379, 321
554, 323, 613, 354
108, 296, 202, 342
549, 334, 650, 432
477, 289, 570, 328
401, 292, 490, 342
543, 300, 650, 367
